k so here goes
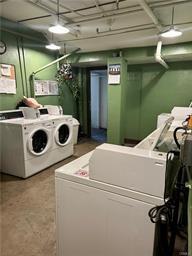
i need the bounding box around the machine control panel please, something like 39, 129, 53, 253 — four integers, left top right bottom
0, 110, 23, 121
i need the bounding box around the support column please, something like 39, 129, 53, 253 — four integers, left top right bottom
107, 57, 127, 145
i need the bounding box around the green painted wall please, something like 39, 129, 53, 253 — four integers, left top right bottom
0, 32, 24, 110
1, 17, 192, 141
23, 38, 59, 106
0, 28, 60, 110
69, 42, 192, 141
125, 62, 192, 140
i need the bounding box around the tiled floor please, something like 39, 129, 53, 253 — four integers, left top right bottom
1, 138, 100, 256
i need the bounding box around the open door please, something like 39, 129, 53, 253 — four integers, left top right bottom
89, 68, 108, 142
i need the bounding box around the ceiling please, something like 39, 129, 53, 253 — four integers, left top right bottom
1, 0, 192, 53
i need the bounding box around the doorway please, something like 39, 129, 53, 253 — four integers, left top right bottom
90, 69, 108, 142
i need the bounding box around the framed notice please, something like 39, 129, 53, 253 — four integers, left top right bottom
0, 64, 16, 94
34, 80, 59, 96
108, 64, 121, 84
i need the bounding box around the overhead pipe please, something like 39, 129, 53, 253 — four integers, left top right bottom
137, 0, 163, 31
21, 0, 189, 26
25, 0, 79, 36
47, 0, 84, 17
96, 22, 154, 34
94, 0, 105, 13
19, 0, 186, 23
155, 40, 169, 69
59, 25, 156, 42
64, 0, 189, 26
25, 0, 72, 23
30, 48, 80, 97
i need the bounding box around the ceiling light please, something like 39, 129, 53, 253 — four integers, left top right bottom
160, 27, 182, 38
160, 7, 182, 38
45, 43, 61, 50
48, 24, 69, 34
48, 0, 69, 34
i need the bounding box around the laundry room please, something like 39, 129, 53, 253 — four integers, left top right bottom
0, 1, 192, 256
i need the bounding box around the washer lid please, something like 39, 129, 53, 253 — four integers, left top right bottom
55, 152, 163, 205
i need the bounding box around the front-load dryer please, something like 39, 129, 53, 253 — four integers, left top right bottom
51, 115, 73, 163
1, 117, 54, 178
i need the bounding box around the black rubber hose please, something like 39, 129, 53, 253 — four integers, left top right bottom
173, 127, 185, 149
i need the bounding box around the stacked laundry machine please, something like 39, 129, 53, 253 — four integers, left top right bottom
0, 107, 75, 178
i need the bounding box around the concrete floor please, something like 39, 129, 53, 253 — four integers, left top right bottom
1, 138, 187, 256
1, 138, 100, 256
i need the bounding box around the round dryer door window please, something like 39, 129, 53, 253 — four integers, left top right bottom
31, 129, 49, 155
56, 124, 71, 146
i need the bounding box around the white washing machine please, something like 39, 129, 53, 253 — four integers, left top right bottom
0, 110, 73, 178
55, 151, 164, 256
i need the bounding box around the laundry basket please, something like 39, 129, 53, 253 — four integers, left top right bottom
72, 118, 80, 144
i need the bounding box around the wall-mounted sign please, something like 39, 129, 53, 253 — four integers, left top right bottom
108, 64, 121, 84
0, 64, 16, 94
34, 80, 59, 96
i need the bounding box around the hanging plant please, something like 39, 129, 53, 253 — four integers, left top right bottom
56, 63, 80, 101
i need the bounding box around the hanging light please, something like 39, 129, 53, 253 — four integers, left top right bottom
48, 0, 69, 34
45, 33, 61, 50
160, 7, 182, 38
49, 24, 69, 34
45, 43, 61, 50
160, 27, 182, 38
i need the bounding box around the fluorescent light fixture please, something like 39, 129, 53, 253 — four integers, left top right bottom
45, 43, 61, 50
48, 24, 69, 34
160, 27, 182, 38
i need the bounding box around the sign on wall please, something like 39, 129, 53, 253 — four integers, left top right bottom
0, 64, 16, 94
108, 64, 121, 84
34, 80, 59, 96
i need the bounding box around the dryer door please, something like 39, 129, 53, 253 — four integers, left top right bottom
28, 128, 51, 156
55, 123, 72, 146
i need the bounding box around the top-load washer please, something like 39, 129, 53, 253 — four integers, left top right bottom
0, 109, 74, 178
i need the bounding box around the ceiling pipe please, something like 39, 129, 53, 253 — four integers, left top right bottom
94, 0, 104, 13
96, 22, 154, 34
116, 0, 120, 10
26, 0, 73, 23
137, 0, 163, 31
64, 0, 189, 26
25, 0, 78, 36
59, 25, 156, 42
155, 40, 169, 69
47, 0, 84, 17
20, 1, 189, 26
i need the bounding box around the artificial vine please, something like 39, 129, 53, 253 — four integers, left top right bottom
56, 63, 80, 101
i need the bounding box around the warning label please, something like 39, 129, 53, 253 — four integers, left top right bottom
74, 169, 89, 177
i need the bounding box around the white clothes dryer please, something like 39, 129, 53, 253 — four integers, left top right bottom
1, 116, 53, 178
51, 115, 73, 163
0, 110, 74, 178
